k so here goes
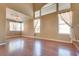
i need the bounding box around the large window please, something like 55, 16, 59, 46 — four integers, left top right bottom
58, 11, 72, 34
35, 3, 57, 18
41, 3, 56, 16
34, 19, 40, 33
9, 22, 24, 31
34, 10, 40, 33
58, 17, 70, 34
35, 3, 71, 17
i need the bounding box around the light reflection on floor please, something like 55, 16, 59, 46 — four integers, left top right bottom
33, 40, 42, 56
58, 47, 71, 56
8, 39, 24, 52
2, 38, 77, 56
76, 52, 79, 56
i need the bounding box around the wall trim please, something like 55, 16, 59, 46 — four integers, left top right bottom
6, 35, 21, 39
22, 35, 72, 43
72, 39, 79, 42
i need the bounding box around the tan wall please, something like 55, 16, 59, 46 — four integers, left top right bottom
72, 4, 79, 41
22, 19, 34, 37
5, 3, 34, 39
0, 4, 6, 41
35, 12, 71, 42
40, 13, 58, 39
0, 3, 73, 43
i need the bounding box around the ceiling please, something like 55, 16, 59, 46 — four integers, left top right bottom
6, 3, 33, 19
6, 8, 28, 22
5, 3, 47, 22
33, 3, 46, 11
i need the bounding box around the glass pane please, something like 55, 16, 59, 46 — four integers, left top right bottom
60, 11, 72, 25
58, 14, 65, 24
34, 19, 40, 33
35, 10, 40, 18
10, 22, 14, 31
42, 3, 54, 8
9, 22, 24, 31
16, 23, 21, 31
59, 3, 71, 11
21, 23, 24, 31
59, 24, 70, 34
58, 11, 72, 34
41, 3, 56, 16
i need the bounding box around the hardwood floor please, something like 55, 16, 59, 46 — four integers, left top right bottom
73, 41, 79, 53
0, 37, 78, 56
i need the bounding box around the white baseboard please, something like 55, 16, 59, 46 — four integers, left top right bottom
72, 39, 79, 42
23, 35, 71, 43
6, 35, 21, 39
0, 42, 7, 45
0, 40, 8, 45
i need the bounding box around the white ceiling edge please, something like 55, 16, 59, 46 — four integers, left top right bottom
6, 8, 32, 22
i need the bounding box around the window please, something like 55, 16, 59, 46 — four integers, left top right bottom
21, 23, 24, 31
34, 9, 40, 33
41, 3, 56, 16
9, 22, 24, 31
35, 10, 40, 18
59, 11, 72, 26
35, 3, 57, 17
58, 3, 71, 11
58, 11, 72, 34
34, 19, 40, 33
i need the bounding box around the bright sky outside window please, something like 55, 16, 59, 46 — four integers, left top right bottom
58, 3, 71, 11
42, 3, 55, 8
9, 22, 24, 31
34, 19, 40, 33
41, 3, 56, 16
59, 11, 72, 26
58, 11, 72, 34
35, 10, 40, 18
